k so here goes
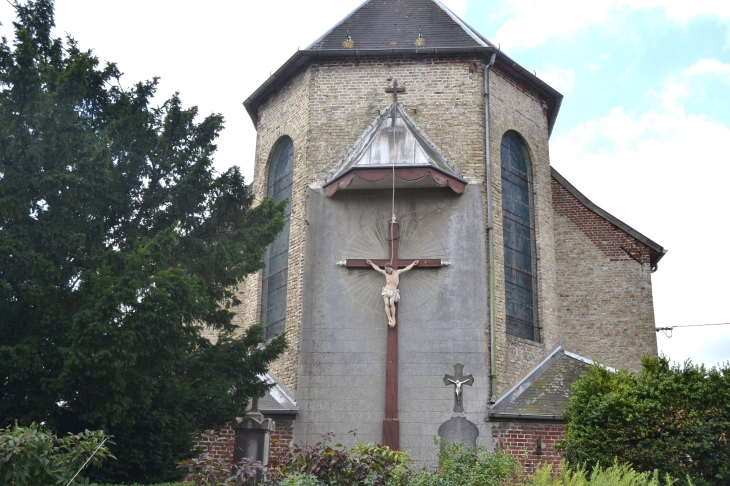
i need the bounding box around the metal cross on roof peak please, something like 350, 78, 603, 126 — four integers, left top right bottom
385, 79, 406, 103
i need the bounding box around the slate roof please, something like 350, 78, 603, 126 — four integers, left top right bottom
488, 347, 612, 421
308, 0, 488, 50
243, 0, 563, 135
254, 374, 298, 419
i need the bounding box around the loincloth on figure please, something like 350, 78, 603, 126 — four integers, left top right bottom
381, 287, 400, 302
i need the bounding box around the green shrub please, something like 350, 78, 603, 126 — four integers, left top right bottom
559, 357, 729, 485
406, 439, 519, 486
278, 473, 321, 486
281, 432, 412, 485
529, 461, 678, 486
0, 422, 114, 485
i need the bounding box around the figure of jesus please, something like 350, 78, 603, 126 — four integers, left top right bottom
447, 378, 470, 403
366, 259, 419, 327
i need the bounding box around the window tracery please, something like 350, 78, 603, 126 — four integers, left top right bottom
500, 131, 539, 341
262, 137, 294, 339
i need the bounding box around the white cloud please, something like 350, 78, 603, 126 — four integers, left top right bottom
658, 59, 730, 111
493, 0, 730, 50
551, 65, 730, 366
536, 67, 575, 94
684, 59, 730, 79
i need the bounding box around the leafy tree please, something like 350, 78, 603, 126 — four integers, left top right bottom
560, 356, 730, 486
0, 1, 287, 482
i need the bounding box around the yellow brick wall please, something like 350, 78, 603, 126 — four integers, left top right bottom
488, 67, 560, 394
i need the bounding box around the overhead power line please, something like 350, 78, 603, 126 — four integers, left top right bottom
656, 322, 730, 338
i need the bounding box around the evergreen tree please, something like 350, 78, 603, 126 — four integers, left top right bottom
0, 1, 288, 482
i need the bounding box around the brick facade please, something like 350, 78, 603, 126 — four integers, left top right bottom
233, 52, 570, 401
552, 178, 658, 373
227, 23, 659, 463
237, 54, 496, 403
489, 67, 560, 396
268, 418, 295, 465
193, 418, 296, 467
492, 422, 565, 476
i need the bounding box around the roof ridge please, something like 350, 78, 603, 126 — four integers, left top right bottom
431, 0, 489, 47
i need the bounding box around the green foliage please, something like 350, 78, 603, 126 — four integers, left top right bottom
280, 433, 412, 486
0, 422, 113, 485
528, 461, 677, 486
559, 356, 729, 486
0, 1, 287, 483
99, 483, 189, 486
277, 473, 321, 486
407, 439, 519, 486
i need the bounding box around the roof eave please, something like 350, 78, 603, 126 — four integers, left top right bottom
487, 413, 566, 423
243, 48, 563, 133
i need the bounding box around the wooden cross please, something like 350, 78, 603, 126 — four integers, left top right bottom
385, 79, 406, 103
345, 220, 444, 450
443, 363, 474, 414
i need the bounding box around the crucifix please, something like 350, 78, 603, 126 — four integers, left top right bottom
443, 363, 474, 414
344, 216, 444, 450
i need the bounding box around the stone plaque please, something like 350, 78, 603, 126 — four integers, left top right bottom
437, 416, 479, 448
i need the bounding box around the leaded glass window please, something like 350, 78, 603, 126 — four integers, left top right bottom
500, 131, 539, 341
262, 137, 294, 339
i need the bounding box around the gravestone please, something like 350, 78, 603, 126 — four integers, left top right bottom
437, 416, 480, 448
233, 410, 275, 467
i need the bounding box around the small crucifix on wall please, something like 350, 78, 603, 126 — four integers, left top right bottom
444, 363, 474, 413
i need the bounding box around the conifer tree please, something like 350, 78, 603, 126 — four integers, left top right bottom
0, 1, 287, 482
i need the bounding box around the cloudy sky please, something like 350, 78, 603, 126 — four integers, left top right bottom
1, 0, 728, 367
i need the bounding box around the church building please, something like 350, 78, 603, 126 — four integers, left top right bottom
214, 0, 666, 468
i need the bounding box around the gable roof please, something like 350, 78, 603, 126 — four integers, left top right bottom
254, 374, 298, 419
551, 167, 667, 271
488, 347, 611, 421
308, 0, 488, 50
323, 102, 467, 196
243, 0, 563, 135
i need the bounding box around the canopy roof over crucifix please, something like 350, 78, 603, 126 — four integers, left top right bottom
323, 103, 467, 196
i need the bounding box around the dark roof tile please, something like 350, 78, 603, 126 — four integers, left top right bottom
489, 347, 607, 421
309, 0, 485, 50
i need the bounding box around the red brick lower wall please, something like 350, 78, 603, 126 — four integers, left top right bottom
193, 418, 296, 466
492, 422, 565, 475
268, 418, 295, 465
193, 424, 236, 462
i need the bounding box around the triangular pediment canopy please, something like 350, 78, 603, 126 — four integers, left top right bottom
323, 103, 467, 196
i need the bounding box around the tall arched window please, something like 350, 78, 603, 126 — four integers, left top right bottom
262, 137, 294, 339
500, 131, 539, 341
